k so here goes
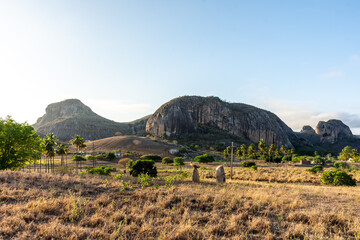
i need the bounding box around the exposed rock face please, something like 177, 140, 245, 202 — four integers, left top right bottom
315, 119, 353, 143
33, 99, 146, 141
146, 96, 294, 147
300, 125, 316, 135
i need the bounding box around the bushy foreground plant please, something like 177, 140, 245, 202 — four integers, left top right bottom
241, 161, 256, 167
137, 173, 152, 188
194, 154, 215, 163
307, 165, 323, 174
128, 160, 157, 177
162, 157, 173, 164
87, 166, 113, 175
321, 170, 356, 186
140, 154, 162, 162
334, 161, 349, 169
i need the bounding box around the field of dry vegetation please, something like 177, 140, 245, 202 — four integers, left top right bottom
1, 163, 360, 240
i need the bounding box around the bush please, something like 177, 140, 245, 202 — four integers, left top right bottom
128, 160, 157, 177
86, 155, 95, 160
118, 158, 132, 167
106, 152, 116, 160
179, 146, 187, 153
313, 156, 326, 165
72, 155, 86, 162
174, 157, 185, 166
87, 166, 113, 175
307, 165, 323, 174
140, 154, 162, 162
241, 161, 256, 167
194, 154, 215, 163
282, 155, 292, 161
321, 170, 356, 186
95, 153, 107, 160
251, 165, 258, 171
334, 161, 349, 169
162, 157, 173, 164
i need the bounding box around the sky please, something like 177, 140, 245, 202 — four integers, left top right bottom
1, 1, 360, 133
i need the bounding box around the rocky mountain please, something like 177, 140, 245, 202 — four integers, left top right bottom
33, 99, 147, 141
315, 119, 353, 143
146, 96, 295, 148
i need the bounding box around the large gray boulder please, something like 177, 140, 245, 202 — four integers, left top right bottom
216, 165, 226, 184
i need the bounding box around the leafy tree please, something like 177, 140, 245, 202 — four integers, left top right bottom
235, 147, 241, 159
174, 157, 185, 170
0, 116, 41, 170
223, 146, 231, 159
240, 144, 247, 157
247, 144, 256, 159
162, 157, 173, 164
56, 143, 69, 167
71, 135, 86, 172
280, 145, 287, 155
338, 146, 353, 160
334, 161, 349, 169
128, 160, 157, 177
268, 144, 276, 158
106, 152, 116, 160
258, 139, 267, 155
140, 154, 162, 162
352, 149, 359, 159
194, 154, 215, 163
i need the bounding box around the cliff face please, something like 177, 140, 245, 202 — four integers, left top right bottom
315, 119, 353, 143
33, 99, 145, 141
146, 96, 294, 147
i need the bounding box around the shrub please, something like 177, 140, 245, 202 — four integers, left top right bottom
307, 165, 323, 174
106, 152, 116, 160
313, 156, 326, 165
241, 161, 256, 167
140, 154, 162, 162
162, 157, 173, 164
86, 155, 95, 160
128, 160, 157, 177
118, 158, 132, 167
87, 166, 113, 175
95, 153, 107, 160
334, 161, 349, 169
251, 165, 258, 171
194, 154, 215, 163
321, 170, 356, 186
137, 173, 152, 188
72, 155, 86, 162
174, 157, 185, 166
179, 146, 187, 153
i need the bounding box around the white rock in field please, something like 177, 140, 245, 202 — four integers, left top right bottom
216, 165, 225, 184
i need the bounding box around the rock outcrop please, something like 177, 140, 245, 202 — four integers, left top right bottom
146, 96, 294, 147
315, 119, 353, 143
300, 125, 316, 135
33, 99, 146, 141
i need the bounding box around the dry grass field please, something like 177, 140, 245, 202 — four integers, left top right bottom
1, 163, 360, 240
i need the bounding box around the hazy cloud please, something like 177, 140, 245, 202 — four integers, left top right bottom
319, 71, 343, 79
349, 54, 360, 63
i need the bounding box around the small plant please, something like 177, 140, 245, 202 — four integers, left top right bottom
307, 165, 323, 174
87, 166, 113, 175
334, 161, 349, 169
251, 165, 258, 171
321, 170, 356, 186
155, 184, 159, 190
128, 160, 157, 177
162, 157, 173, 164
165, 175, 177, 189
69, 195, 85, 222
140, 154, 162, 162
194, 154, 215, 163
137, 173, 152, 189
241, 161, 256, 167
105, 179, 109, 185
114, 174, 123, 181
179, 171, 189, 179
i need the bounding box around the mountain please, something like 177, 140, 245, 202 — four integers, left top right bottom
146, 96, 295, 148
33, 99, 148, 141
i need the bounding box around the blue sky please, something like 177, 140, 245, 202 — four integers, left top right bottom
1, 1, 360, 133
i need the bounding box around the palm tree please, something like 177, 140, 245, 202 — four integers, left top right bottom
71, 135, 86, 172
56, 143, 69, 167
42, 133, 58, 173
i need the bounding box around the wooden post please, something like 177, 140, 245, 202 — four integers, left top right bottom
230, 142, 234, 180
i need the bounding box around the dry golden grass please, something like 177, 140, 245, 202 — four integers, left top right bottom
1, 168, 360, 239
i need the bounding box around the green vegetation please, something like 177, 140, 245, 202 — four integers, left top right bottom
321, 170, 356, 186
173, 157, 185, 170
128, 160, 157, 177
194, 154, 215, 163
334, 161, 349, 169
87, 166, 113, 175
307, 165, 323, 174
140, 154, 162, 162
137, 173, 152, 189
241, 161, 256, 168
0, 116, 41, 170
162, 157, 173, 164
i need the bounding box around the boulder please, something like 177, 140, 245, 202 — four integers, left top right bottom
315, 119, 353, 143
192, 168, 200, 183
300, 125, 316, 135
216, 165, 226, 184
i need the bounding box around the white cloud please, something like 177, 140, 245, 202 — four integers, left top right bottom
319, 71, 343, 79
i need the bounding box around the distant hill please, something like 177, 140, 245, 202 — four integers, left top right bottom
33, 99, 148, 141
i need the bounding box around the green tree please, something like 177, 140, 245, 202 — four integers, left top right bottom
56, 143, 69, 167
240, 144, 247, 158
280, 145, 287, 155
71, 135, 86, 172
174, 157, 185, 170
247, 144, 256, 159
258, 139, 267, 156
235, 147, 241, 159
223, 146, 231, 159
42, 133, 58, 173
338, 146, 353, 160
268, 144, 276, 161
352, 148, 359, 159
0, 116, 41, 170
